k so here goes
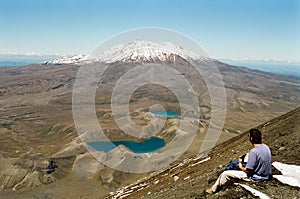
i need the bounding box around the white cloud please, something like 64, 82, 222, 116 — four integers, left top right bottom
0, 52, 61, 57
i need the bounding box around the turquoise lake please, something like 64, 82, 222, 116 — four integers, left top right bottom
152, 111, 179, 118
88, 136, 166, 153
88, 112, 177, 153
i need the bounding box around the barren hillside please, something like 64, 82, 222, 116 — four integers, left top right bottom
0, 57, 299, 198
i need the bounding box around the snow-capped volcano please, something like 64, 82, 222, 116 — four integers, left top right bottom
88, 40, 201, 63
46, 40, 205, 65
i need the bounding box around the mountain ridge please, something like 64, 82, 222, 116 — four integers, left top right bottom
45, 40, 209, 64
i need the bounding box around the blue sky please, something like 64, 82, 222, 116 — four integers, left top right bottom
0, 0, 299, 61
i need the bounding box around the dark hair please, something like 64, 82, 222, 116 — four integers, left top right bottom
249, 128, 262, 144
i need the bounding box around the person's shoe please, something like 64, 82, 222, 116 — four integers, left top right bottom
205, 188, 214, 194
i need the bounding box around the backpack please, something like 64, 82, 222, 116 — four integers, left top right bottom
224, 153, 248, 171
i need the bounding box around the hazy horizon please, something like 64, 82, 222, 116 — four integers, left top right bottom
1, 0, 299, 62
1, 54, 300, 78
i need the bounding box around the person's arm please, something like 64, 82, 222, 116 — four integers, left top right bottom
238, 158, 254, 173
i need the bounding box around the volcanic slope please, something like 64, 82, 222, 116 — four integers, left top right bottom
109, 106, 300, 199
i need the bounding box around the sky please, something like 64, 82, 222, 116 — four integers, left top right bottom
0, 0, 299, 61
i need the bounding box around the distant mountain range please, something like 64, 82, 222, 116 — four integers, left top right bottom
1, 43, 300, 78
42, 41, 299, 78
220, 59, 300, 78
0, 54, 59, 68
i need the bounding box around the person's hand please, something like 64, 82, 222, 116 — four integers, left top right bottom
238, 162, 244, 171
238, 157, 243, 164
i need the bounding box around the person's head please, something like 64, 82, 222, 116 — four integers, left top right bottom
248, 128, 262, 144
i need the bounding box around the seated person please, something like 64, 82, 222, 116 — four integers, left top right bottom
206, 128, 272, 194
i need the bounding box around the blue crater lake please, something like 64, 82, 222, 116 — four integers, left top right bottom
152, 111, 179, 119
88, 136, 166, 153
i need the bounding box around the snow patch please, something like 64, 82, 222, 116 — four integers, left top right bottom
111, 182, 149, 199
235, 183, 270, 199
189, 156, 211, 167
45, 54, 87, 65
173, 176, 179, 182
272, 161, 300, 188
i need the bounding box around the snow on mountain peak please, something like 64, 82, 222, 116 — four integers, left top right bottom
46, 40, 204, 65
45, 54, 87, 65
88, 40, 201, 63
